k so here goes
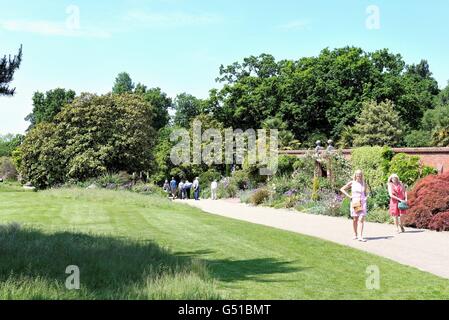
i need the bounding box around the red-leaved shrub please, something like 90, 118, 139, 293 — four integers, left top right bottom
429, 212, 449, 232
402, 172, 449, 231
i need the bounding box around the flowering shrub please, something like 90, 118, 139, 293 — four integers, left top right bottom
402, 172, 449, 231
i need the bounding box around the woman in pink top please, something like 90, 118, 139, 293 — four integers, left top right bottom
341, 170, 368, 242
388, 174, 408, 233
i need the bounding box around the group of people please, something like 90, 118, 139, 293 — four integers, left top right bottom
163, 177, 201, 200
163, 177, 220, 201
340, 170, 408, 242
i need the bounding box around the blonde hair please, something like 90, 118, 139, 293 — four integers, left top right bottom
388, 174, 401, 184
353, 170, 365, 184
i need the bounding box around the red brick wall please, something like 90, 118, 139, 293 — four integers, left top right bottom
282, 147, 449, 174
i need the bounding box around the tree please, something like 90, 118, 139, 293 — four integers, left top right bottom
262, 117, 300, 150
173, 93, 202, 128
352, 100, 403, 147
112, 72, 135, 94
208, 48, 440, 142
25, 88, 76, 128
0, 134, 24, 157
17, 93, 156, 188
134, 86, 172, 130
418, 83, 449, 147
0, 45, 22, 96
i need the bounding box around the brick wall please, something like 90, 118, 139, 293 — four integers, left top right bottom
282, 147, 449, 174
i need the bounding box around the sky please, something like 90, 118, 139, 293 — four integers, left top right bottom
1, 0, 449, 134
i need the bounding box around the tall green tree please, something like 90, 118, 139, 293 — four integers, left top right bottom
173, 93, 203, 128
0, 45, 22, 96
25, 88, 76, 128
134, 85, 172, 130
112, 72, 135, 94
352, 100, 403, 147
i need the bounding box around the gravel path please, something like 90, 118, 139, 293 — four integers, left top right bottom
180, 199, 449, 279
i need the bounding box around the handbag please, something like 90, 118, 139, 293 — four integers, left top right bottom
351, 198, 364, 213
398, 201, 409, 210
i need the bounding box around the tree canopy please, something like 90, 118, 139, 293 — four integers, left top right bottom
18, 93, 156, 188
25, 88, 76, 129
112, 72, 135, 94
207, 47, 440, 143
0, 46, 23, 96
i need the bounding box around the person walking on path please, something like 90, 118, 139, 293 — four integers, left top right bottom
388, 174, 408, 233
163, 179, 170, 195
340, 170, 369, 242
211, 179, 218, 200
170, 177, 177, 199
193, 177, 200, 201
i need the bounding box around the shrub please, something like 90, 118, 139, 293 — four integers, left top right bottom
96, 172, 130, 187
239, 190, 253, 204
366, 208, 393, 224
307, 191, 343, 217
0, 157, 18, 180
132, 182, 164, 196
276, 155, 297, 176
428, 212, 449, 232
216, 178, 238, 199
230, 170, 250, 190
388, 153, 421, 187
402, 172, 449, 230
270, 175, 298, 198
339, 197, 351, 217
284, 194, 299, 209
369, 186, 390, 209
250, 189, 270, 206
422, 166, 438, 177
351, 146, 393, 189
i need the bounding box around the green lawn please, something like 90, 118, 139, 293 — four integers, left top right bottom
1, 184, 449, 300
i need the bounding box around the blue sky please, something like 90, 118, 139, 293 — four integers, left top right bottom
1, 0, 449, 134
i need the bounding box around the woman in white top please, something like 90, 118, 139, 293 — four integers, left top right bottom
340, 170, 368, 242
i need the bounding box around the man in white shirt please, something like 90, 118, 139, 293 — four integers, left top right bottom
211, 179, 218, 200
193, 177, 200, 200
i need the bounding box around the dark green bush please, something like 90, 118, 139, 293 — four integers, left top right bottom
369, 187, 390, 209
276, 155, 297, 176
339, 197, 351, 217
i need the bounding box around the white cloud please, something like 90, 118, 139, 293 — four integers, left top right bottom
277, 19, 310, 31
124, 10, 223, 28
0, 19, 111, 38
